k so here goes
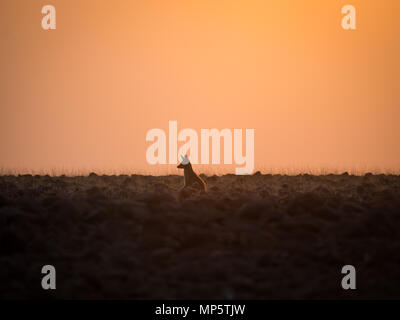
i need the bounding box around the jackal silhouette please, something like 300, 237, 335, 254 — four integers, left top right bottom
177, 155, 207, 194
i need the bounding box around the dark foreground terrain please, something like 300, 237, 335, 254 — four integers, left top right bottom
1, 173, 400, 299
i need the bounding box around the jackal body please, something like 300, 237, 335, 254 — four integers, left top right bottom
177, 155, 207, 192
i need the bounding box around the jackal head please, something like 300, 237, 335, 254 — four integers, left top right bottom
177, 154, 191, 169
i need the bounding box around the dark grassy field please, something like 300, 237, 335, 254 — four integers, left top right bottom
1, 173, 400, 299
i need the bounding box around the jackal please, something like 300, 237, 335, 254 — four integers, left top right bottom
177, 155, 207, 193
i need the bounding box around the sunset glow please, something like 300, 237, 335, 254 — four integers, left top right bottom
1, 0, 399, 175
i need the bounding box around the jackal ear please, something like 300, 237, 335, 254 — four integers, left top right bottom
181, 154, 190, 164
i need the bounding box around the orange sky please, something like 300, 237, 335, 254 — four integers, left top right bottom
1, 0, 399, 175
